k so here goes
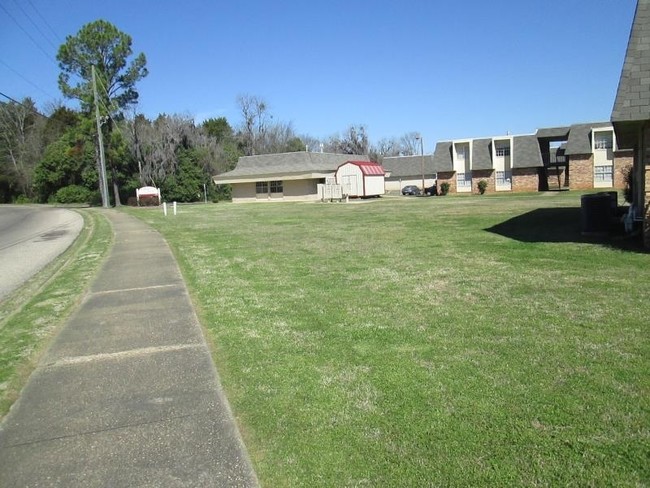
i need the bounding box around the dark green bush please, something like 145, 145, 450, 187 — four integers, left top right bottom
440, 182, 450, 196
623, 165, 633, 204
54, 185, 93, 204
477, 180, 488, 195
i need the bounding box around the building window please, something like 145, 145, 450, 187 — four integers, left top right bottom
495, 145, 510, 157
594, 165, 613, 183
256, 182, 269, 194
456, 146, 467, 161
496, 171, 512, 185
594, 132, 613, 150
270, 180, 283, 193
457, 172, 471, 187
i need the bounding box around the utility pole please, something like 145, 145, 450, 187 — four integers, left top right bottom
92, 65, 110, 208
416, 134, 425, 194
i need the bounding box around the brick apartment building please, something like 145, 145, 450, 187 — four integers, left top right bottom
431, 123, 633, 195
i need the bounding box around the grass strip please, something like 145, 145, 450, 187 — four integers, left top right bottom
0, 209, 112, 417
125, 193, 648, 486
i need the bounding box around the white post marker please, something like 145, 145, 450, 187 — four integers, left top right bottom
163, 202, 167, 216
173, 201, 177, 215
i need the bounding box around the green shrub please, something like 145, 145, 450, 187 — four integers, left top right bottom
440, 182, 450, 196
477, 180, 488, 195
623, 165, 633, 204
13, 194, 34, 204
54, 185, 93, 204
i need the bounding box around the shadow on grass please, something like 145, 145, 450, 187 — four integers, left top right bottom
485, 207, 646, 253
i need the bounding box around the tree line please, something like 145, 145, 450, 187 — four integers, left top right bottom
0, 20, 421, 205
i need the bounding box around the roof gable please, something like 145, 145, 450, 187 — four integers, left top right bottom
564, 122, 612, 155
612, 0, 650, 123
340, 160, 386, 176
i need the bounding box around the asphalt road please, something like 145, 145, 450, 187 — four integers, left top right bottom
0, 205, 84, 301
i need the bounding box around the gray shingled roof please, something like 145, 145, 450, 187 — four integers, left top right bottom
382, 155, 437, 178
432, 142, 454, 171
471, 138, 493, 170
512, 135, 543, 168
564, 122, 612, 155
536, 126, 571, 139
612, 0, 650, 122
214, 152, 369, 179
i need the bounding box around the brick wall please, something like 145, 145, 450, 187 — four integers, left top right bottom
512, 168, 539, 192
613, 151, 633, 190
544, 166, 568, 190
437, 171, 456, 194
569, 154, 594, 190
471, 169, 494, 194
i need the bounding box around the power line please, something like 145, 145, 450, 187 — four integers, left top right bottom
94, 72, 126, 139
0, 90, 49, 119
0, 3, 58, 67
11, 0, 59, 51
0, 57, 58, 100
26, 0, 63, 45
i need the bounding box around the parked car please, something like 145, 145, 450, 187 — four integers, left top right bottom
402, 185, 421, 196
425, 185, 437, 196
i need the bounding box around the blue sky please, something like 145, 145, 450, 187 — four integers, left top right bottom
0, 0, 638, 151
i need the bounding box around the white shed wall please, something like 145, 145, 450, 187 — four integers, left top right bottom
336, 164, 364, 196
364, 175, 385, 196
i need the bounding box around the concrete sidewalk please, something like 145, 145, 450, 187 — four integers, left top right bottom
0, 211, 259, 487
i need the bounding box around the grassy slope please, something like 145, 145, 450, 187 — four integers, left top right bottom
126, 193, 648, 486
0, 209, 112, 417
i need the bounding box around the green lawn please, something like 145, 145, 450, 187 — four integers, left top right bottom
0, 209, 112, 417
125, 193, 648, 487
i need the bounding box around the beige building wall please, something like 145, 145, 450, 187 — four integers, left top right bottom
453, 142, 472, 193
231, 179, 322, 202
284, 179, 320, 200
385, 178, 436, 192
231, 183, 257, 202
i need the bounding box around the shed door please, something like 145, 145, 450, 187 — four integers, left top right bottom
342, 175, 358, 195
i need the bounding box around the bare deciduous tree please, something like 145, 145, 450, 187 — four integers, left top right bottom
237, 94, 268, 156
399, 131, 421, 156
126, 113, 231, 187
326, 125, 369, 155
0, 99, 45, 198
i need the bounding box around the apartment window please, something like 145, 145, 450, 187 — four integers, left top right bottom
495, 145, 510, 157
594, 165, 613, 183
456, 147, 467, 161
256, 181, 269, 194
594, 132, 613, 150
496, 171, 512, 185
457, 172, 471, 187
270, 180, 283, 193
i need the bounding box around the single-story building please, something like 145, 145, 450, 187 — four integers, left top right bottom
432, 122, 633, 195
335, 160, 386, 197
213, 152, 371, 202
611, 0, 650, 247
381, 155, 440, 193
